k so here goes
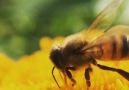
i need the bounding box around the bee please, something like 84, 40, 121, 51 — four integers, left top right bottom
50, 0, 129, 89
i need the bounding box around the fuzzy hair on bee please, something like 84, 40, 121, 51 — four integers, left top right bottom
49, 0, 129, 89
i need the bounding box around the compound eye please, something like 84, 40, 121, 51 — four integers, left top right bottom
50, 48, 62, 69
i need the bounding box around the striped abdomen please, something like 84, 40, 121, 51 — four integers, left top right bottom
83, 25, 129, 61
83, 33, 129, 61
94, 34, 129, 60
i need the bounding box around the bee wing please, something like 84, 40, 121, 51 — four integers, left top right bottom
106, 25, 129, 35
86, 0, 122, 34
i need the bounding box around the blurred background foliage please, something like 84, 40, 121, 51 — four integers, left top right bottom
0, 0, 129, 59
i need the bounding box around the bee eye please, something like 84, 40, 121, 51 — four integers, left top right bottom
50, 48, 62, 69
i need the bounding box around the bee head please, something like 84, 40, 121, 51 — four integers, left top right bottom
50, 45, 64, 70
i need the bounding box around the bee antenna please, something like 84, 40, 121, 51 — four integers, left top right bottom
52, 66, 61, 88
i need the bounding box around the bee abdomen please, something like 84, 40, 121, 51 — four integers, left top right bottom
120, 35, 129, 58
98, 34, 129, 60
112, 35, 129, 60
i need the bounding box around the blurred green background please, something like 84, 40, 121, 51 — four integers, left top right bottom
0, 0, 129, 59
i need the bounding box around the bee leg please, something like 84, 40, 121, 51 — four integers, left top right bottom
90, 57, 97, 65
97, 64, 129, 81
90, 58, 129, 81
65, 67, 76, 86
85, 67, 92, 88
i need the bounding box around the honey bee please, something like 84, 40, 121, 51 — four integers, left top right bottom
50, 0, 129, 89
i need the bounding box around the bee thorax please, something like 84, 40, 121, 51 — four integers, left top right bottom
62, 39, 90, 67
85, 47, 103, 59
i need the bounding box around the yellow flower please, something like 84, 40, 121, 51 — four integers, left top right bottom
0, 36, 128, 90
